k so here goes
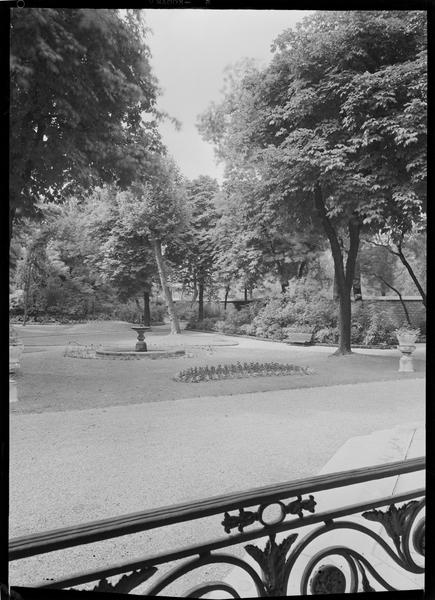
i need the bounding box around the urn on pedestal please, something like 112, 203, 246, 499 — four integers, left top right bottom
395, 327, 420, 373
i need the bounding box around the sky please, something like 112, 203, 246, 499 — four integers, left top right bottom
143, 10, 312, 183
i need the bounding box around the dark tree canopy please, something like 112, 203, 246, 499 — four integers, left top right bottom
10, 8, 162, 238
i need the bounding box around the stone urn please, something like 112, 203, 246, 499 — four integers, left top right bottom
395, 327, 419, 373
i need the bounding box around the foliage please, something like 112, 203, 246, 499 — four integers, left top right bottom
174, 361, 313, 383
186, 317, 220, 332
84, 186, 158, 303
314, 327, 339, 344
10, 205, 116, 321
251, 281, 337, 336
199, 10, 427, 353
359, 241, 398, 296
173, 303, 199, 322
365, 225, 426, 305
394, 326, 420, 338
216, 306, 252, 333
10, 8, 162, 237
351, 304, 400, 345
112, 298, 167, 324
172, 176, 221, 311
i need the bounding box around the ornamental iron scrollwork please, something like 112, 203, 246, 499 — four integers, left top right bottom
362, 500, 420, 555
222, 494, 316, 534
412, 521, 425, 556
245, 533, 298, 596
310, 564, 346, 594
286, 494, 316, 519
90, 567, 157, 594
9, 458, 425, 596
222, 508, 258, 533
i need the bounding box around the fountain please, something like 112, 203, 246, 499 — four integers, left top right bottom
131, 326, 149, 352
95, 325, 186, 359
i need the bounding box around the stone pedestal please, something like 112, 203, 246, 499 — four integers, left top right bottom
397, 344, 416, 372
131, 327, 149, 352
10, 378, 18, 403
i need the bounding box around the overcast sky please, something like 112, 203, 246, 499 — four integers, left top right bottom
143, 9, 312, 183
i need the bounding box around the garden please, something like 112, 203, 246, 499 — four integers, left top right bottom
183, 282, 425, 348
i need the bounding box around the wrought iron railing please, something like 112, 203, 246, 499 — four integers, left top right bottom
9, 456, 425, 596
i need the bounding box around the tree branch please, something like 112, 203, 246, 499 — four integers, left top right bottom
372, 273, 412, 326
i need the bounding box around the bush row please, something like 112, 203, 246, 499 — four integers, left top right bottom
186, 282, 425, 346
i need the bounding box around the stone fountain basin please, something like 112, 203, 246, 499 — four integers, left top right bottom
96, 347, 185, 359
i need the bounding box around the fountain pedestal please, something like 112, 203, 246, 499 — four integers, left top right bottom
131, 326, 150, 352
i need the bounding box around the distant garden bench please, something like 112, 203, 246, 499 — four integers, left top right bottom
285, 329, 314, 345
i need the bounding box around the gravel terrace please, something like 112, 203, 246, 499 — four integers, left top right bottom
9, 321, 426, 594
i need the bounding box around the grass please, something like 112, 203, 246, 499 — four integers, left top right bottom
11, 321, 425, 414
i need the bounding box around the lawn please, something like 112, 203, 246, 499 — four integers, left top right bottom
11, 321, 425, 414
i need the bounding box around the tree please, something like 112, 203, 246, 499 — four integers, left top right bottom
84, 187, 158, 326
199, 10, 426, 354
10, 201, 116, 322
10, 8, 162, 242
212, 194, 265, 303
177, 176, 220, 320
107, 157, 188, 334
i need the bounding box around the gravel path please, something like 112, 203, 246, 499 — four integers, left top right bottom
10, 378, 425, 592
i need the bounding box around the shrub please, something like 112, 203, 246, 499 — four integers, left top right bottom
151, 299, 167, 323
350, 304, 399, 345
186, 317, 219, 331
252, 284, 337, 336
173, 302, 198, 321
314, 327, 339, 343
239, 323, 257, 336
362, 307, 400, 345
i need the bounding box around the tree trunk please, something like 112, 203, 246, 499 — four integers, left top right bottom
224, 285, 230, 310
191, 274, 198, 305
314, 184, 360, 355
143, 289, 151, 327
352, 257, 362, 301
151, 238, 181, 334
134, 297, 142, 323
22, 258, 34, 327
198, 280, 204, 321
332, 274, 340, 301
9, 206, 16, 248
297, 260, 307, 279
244, 286, 248, 302
277, 262, 289, 293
